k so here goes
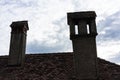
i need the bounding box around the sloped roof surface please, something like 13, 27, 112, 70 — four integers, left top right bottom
0, 53, 120, 80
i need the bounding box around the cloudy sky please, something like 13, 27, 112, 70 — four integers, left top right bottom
0, 0, 120, 64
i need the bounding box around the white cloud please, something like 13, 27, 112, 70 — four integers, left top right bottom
73, 0, 118, 12
97, 41, 120, 59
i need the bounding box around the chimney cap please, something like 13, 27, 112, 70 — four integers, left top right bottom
10, 20, 29, 30
67, 11, 96, 25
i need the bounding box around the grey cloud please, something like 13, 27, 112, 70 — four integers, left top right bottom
27, 39, 72, 53
27, 40, 63, 53
97, 11, 120, 41
52, 17, 68, 34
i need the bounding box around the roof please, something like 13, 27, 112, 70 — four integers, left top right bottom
0, 53, 120, 80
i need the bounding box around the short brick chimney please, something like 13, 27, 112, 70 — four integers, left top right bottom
8, 21, 29, 66
67, 11, 98, 80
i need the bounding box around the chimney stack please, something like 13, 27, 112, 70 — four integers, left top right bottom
67, 11, 98, 80
8, 21, 29, 66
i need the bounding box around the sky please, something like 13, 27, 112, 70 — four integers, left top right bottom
0, 0, 120, 64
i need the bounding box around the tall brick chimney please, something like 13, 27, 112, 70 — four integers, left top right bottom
8, 21, 29, 66
67, 11, 98, 80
